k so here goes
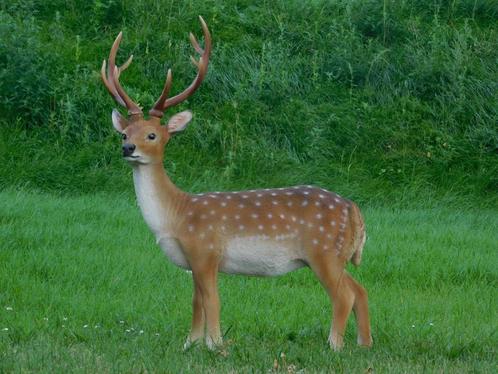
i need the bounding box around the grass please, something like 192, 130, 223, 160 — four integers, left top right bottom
1, 188, 496, 372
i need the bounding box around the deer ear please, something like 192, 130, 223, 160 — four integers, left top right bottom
112, 109, 128, 133
167, 110, 193, 134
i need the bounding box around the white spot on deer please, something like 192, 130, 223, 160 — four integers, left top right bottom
285, 224, 291, 230
285, 192, 293, 196
315, 201, 321, 206
238, 204, 245, 208
330, 221, 336, 226
319, 226, 324, 232
272, 201, 278, 205
188, 225, 194, 232
303, 191, 310, 195
319, 194, 325, 199
279, 214, 285, 219
202, 201, 208, 206
291, 216, 297, 222
271, 192, 277, 196
334, 197, 341, 203
328, 204, 335, 209
255, 201, 261, 206
316, 213, 322, 219
307, 222, 313, 228
208, 244, 214, 249
201, 214, 207, 219
327, 233, 332, 239
208, 225, 213, 230
220, 201, 227, 207
226, 196, 232, 200
312, 239, 319, 245
192, 198, 198, 202
222, 215, 227, 220
271, 224, 277, 230
287, 201, 293, 207
242, 195, 249, 199
342, 208, 348, 215
302, 200, 308, 206
210, 210, 215, 215
251, 213, 259, 219
257, 193, 263, 197
258, 225, 264, 230
235, 215, 241, 220
299, 219, 305, 225
268, 213, 273, 219
199, 233, 205, 239
187, 211, 193, 216
239, 225, 245, 231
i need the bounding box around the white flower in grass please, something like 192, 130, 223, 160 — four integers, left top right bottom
429, 322, 434, 326
83, 324, 88, 328
5, 307, 13, 311
125, 329, 131, 333
155, 333, 160, 336
43, 317, 48, 321
2, 328, 8, 331
63, 316, 68, 321
411, 324, 415, 328
139, 330, 144, 334
119, 320, 125, 324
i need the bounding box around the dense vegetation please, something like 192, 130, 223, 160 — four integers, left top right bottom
1, 0, 496, 205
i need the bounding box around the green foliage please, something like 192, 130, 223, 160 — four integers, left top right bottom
1, 189, 497, 371
0, 1, 496, 205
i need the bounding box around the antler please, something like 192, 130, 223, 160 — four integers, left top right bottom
101, 32, 143, 116
149, 16, 212, 118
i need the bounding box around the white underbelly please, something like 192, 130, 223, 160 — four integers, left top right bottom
158, 237, 190, 270
220, 236, 305, 276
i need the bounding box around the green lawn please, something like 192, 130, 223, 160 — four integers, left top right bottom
0, 189, 496, 372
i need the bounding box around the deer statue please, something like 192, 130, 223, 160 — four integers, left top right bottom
101, 16, 372, 351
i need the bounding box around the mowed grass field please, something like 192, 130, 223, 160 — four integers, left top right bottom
0, 189, 497, 372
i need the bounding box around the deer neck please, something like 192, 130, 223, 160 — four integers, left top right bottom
132, 162, 186, 240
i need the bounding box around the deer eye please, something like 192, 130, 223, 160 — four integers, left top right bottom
122, 134, 127, 140
148, 133, 156, 140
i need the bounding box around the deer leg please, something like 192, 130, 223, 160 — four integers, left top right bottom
309, 258, 354, 351
184, 280, 205, 349
192, 261, 222, 350
344, 273, 372, 347
328, 272, 355, 351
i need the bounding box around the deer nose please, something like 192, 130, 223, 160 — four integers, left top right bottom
122, 143, 136, 157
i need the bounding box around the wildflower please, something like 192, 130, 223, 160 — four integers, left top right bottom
5, 307, 13, 311
2, 328, 8, 331
83, 324, 88, 328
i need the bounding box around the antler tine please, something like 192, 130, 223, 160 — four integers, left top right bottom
112, 66, 143, 116
101, 32, 142, 116
149, 69, 173, 118
149, 16, 212, 118
101, 60, 126, 107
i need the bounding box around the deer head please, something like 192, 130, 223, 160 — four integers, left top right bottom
101, 16, 212, 165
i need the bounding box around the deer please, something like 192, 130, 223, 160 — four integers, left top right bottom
101, 16, 372, 351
